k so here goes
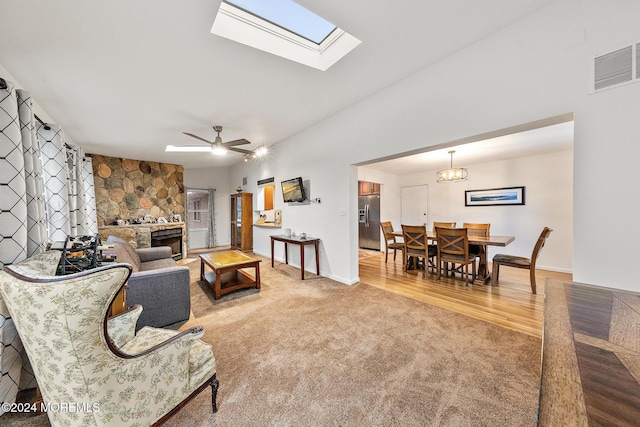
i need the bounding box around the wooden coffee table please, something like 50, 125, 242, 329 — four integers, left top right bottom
199, 250, 261, 300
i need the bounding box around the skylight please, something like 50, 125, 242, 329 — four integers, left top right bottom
212, 1, 361, 71
225, 0, 336, 45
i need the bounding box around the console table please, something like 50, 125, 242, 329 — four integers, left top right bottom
270, 235, 320, 280
539, 280, 640, 426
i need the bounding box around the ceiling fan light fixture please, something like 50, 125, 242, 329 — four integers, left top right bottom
436, 150, 468, 183
211, 145, 228, 156
254, 146, 268, 157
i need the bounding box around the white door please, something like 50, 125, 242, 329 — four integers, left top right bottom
401, 185, 428, 226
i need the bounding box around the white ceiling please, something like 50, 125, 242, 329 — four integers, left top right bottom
0, 0, 558, 169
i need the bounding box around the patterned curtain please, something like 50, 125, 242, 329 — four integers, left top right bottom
38, 124, 71, 242
0, 79, 46, 267
83, 157, 98, 234
0, 78, 44, 414
65, 144, 96, 236
207, 188, 216, 248
38, 126, 97, 241
0, 78, 97, 413
17, 90, 47, 258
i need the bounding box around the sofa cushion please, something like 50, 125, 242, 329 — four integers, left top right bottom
109, 243, 138, 272
106, 236, 142, 271
139, 258, 178, 271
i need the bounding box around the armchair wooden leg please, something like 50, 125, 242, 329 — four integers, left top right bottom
211, 374, 219, 413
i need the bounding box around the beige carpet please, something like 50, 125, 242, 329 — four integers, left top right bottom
5, 256, 541, 426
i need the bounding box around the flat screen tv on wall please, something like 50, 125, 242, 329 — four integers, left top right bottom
281, 177, 306, 203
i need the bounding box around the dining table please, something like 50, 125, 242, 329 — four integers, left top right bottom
391, 230, 515, 285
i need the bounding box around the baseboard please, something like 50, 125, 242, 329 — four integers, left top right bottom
253, 249, 358, 285
537, 265, 573, 274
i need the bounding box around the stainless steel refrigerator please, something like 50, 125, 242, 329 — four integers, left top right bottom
358, 194, 381, 250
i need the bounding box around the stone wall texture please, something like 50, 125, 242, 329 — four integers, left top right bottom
89, 154, 185, 226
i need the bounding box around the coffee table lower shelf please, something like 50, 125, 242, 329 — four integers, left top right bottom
202, 270, 259, 299
199, 251, 261, 300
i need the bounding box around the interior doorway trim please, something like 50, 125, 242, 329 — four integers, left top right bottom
354, 112, 574, 166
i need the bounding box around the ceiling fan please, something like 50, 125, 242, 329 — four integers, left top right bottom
167, 125, 254, 156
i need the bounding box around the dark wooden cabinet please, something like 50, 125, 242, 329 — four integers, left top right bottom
231, 192, 253, 251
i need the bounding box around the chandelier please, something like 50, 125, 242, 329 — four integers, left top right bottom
436, 150, 468, 183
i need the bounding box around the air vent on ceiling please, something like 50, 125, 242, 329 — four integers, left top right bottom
593, 44, 639, 92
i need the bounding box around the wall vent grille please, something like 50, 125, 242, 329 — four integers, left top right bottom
637, 43, 640, 80
594, 46, 633, 90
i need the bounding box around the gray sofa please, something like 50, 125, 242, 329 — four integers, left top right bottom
106, 236, 190, 331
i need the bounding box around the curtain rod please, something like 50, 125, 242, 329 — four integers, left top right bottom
0, 77, 51, 130
34, 114, 51, 130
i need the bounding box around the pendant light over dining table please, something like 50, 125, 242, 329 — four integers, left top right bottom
436, 150, 468, 183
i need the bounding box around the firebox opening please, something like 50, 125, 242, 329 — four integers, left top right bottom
151, 228, 183, 260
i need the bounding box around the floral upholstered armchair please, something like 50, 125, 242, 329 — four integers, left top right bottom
0, 251, 218, 427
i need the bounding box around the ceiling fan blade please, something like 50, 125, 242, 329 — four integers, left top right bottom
223, 138, 251, 147
182, 132, 214, 145
166, 144, 212, 152
229, 147, 254, 155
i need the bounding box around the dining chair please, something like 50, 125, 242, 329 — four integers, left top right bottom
431, 222, 456, 271
491, 227, 552, 294
462, 222, 491, 264
435, 227, 477, 285
401, 224, 436, 273
432, 221, 456, 232
380, 221, 405, 264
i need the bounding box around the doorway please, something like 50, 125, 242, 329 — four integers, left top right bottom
186, 188, 212, 250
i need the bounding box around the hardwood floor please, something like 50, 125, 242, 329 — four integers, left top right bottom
358, 250, 572, 338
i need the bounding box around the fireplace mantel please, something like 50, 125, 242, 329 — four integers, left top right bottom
98, 222, 187, 258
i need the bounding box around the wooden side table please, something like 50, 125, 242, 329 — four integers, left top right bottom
270, 235, 320, 280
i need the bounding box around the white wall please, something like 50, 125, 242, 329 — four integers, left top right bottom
183, 166, 232, 246
228, 0, 640, 291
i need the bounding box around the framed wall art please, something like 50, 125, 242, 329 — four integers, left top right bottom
464, 186, 525, 207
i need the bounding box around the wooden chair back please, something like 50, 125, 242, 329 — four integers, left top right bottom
435, 227, 469, 258
381, 221, 404, 263
462, 223, 490, 238
402, 224, 428, 254
530, 227, 553, 270
380, 221, 396, 242
433, 221, 456, 232
435, 227, 475, 284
